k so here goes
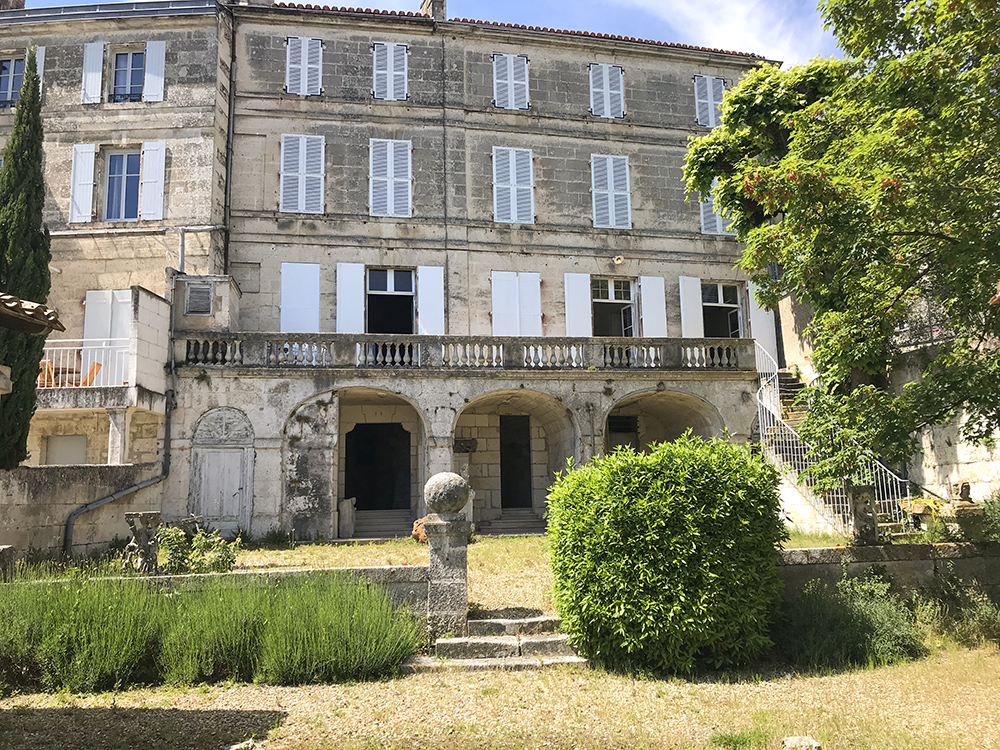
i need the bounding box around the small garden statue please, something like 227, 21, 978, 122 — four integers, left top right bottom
122, 511, 162, 575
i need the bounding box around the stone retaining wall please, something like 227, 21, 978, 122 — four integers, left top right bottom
777, 542, 1000, 602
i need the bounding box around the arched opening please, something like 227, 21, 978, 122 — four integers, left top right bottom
604, 390, 725, 454
189, 407, 255, 537
454, 389, 578, 532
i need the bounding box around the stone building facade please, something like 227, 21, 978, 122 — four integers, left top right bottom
1, 0, 780, 551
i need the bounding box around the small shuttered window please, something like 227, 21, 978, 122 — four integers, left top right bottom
699, 179, 735, 235
372, 42, 408, 101
369, 138, 412, 217
492, 147, 534, 224
492, 53, 529, 110
286, 36, 323, 96
279, 134, 325, 214
589, 62, 624, 118
694, 74, 725, 127
591, 154, 631, 229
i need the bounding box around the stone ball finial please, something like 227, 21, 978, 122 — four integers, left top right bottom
424, 472, 470, 514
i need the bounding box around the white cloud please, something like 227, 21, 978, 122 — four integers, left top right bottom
614, 0, 840, 65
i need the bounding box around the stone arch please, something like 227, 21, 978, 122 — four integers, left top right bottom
602, 388, 726, 454
453, 388, 579, 525
189, 407, 255, 536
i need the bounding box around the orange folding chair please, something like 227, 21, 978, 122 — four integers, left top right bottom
74, 362, 102, 387
36, 360, 55, 388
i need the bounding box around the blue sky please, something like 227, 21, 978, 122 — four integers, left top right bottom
24, 0, 840, 65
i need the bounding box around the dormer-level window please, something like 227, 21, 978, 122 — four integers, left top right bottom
589, 63, 624, 119
492, 53, 528, 110
286, 36, 323, 96
694, 74, 725, 127
372, 42, 407, 101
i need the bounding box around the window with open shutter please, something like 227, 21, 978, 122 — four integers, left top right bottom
492, 53, 528, 110
589, 63, 624, 119
70, 144, 96, 223
143, 41, 165, 102
693, 74, 725, 127
286, 37, 322, 96
591, 154, 631, 228
373, 42, 407, 101
279, 134, 325, 214
492, 147, 534, 224
81, 41, 104, 104
369, 138, 411, 217
699, 180, 735, 235
139, 141, 166, 220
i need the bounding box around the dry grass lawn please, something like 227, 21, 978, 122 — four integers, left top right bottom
2, 646, 998, 749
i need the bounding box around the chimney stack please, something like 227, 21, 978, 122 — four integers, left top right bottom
420, 0, 445, 20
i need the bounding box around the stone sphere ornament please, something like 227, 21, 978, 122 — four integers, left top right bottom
424, 472, 471, 514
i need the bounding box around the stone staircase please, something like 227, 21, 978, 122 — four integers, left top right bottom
777, 371, 808, 430
352, 509, 414, 539
475, 508, 547, 536
403, 615, 586, 672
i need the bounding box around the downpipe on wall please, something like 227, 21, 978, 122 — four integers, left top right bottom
61, 389, 175, 559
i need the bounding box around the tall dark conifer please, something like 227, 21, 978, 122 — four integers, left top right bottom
0, 48, 52, 469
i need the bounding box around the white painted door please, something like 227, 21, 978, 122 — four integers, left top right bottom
192, 447, 250, 536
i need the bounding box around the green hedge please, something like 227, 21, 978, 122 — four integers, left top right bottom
0, 574, 423, 695
548, 434, 786, 673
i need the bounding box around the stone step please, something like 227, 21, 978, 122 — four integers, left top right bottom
436, 632, 577, 660
467, 615, 561, 636
402, 654, 588, 673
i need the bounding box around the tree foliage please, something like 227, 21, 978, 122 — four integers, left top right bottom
684, 0, 1000, 475
0, 48, 52, 469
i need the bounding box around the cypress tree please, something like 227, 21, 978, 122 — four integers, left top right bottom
0, 48, 52, 469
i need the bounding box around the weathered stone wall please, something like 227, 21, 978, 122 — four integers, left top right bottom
777, 542, 1000, 603
0, 463, 163, 556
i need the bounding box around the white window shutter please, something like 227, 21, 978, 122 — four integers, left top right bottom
336, 262, 365, 333
700, 197, 717, 234
694, 74, 711, 126
416, 265, 445, 335
511, 55, 528, 110
591, 155, 611, 227
303, 135, 324, 214
69, 144, 96, 223
638, 276, 667, 337
285, 37, 303, 95
391, 43, 407, 101
83, 290, 113, 342
749, 282, 778, 361
143, 41, 165, 102
517, 271, 542, 336
372, 43, 388, 99
589, 63, 605, 117
678, 276, 704, 338
34, 46, 45, 88
710, 76, 725, 126
610, 155, 631, 228
81, 42, 104, 104
513, 148, 534, 223
280, 262, 321, 333
492, 54, 509, 108
490, 271, 519, 335
279, 134, 302, 213
564, 273, 592, 337
370, 139, 389, 215
140, 141, 166, 220
608, 65, 624, 117
391, 140, 411, 217
493, 147, 513, 222
305, 37, 322, 96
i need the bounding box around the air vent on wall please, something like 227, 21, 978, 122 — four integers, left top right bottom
184, 283, 213, 316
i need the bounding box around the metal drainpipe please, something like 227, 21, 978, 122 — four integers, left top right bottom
62, 389, 175, 559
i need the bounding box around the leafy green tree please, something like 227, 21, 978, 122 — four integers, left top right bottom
0, 48, 52, 469
684, 0, 1000, 479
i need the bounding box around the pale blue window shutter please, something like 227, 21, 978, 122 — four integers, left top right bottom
591, 155, 611, 227
143, 41, 165, 102
564, 273, 592, 337
140, 141, 166, 220
280, 134, 302, 213
336, 262, 366, 333
416, 265, 445, 335
390, 140, 411, 217
678, 276, 705, 338
638, 276, 667, 337
391, 43, 407, 101
305, 38, 322, 96
370, 138, 390, 215
511, 55, 529, 110
694, 75, 725, 126
517, 272, 542, 336
492, 54, 509, 108
589, 63, 605, 117
710, 76, 725, 126
34, 46, 45, 89
70, 144, 96, 223
373, 42, 389, 99
303, 135, 325, 214
607, 65, 624, 117
285, 37, 303, 95
81, 42, 104, 104
281, 262, 321, 333
513, 148, 534, 223
490, 271, 519, 335
493, 147, 533, 224
610, 155, 631, 228
493, 146, 513, 222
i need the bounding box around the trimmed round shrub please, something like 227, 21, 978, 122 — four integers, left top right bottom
548, 433, 786, 673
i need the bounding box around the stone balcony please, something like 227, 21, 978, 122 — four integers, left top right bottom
175, 332, 756, 374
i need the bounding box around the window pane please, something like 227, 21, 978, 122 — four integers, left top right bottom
107, 154, 124, 220
369, 269, 388, 291
613, 280, 631, 301
701, 283, 719, 304
591, 279, 608, 300
722, 285, 739, 305
393, 270, 413, 293
131, 52, 144, 93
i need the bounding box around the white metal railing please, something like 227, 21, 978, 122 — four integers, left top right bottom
37, 338, 130, 388
754, 342, 911, 534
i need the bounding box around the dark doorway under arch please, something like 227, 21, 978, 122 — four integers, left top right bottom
344, 423, 411, 511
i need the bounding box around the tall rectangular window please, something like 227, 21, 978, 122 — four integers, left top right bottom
591, 154, 631, 228
694, 74, 725, 127
105, 151, 141, 220
589, 62, 624, 119
367, 268, 414, 334
492, 53, 529, 110
369, 138, 412, 217
700, 179, 735, 235
701, 282, 743, 337
285, 36, 323, 96
0, 57, 24, 107
279, 134, 325, 214
492, 147, 534, 224
111, 50, 144, 102
591, 277, 635, 337
372, 42, 407, 101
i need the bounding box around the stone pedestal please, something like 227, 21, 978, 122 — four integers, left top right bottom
424, 472, 472, 638
847, 483, 880, 546
0, 545, 14, 582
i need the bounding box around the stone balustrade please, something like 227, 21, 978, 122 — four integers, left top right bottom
176, 332, 755, 373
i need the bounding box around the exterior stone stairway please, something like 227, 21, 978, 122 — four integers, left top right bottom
777, 371, 808, 430
352, 509, 414, 539
403, 615, 587, 672
475, 508, 547, 536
